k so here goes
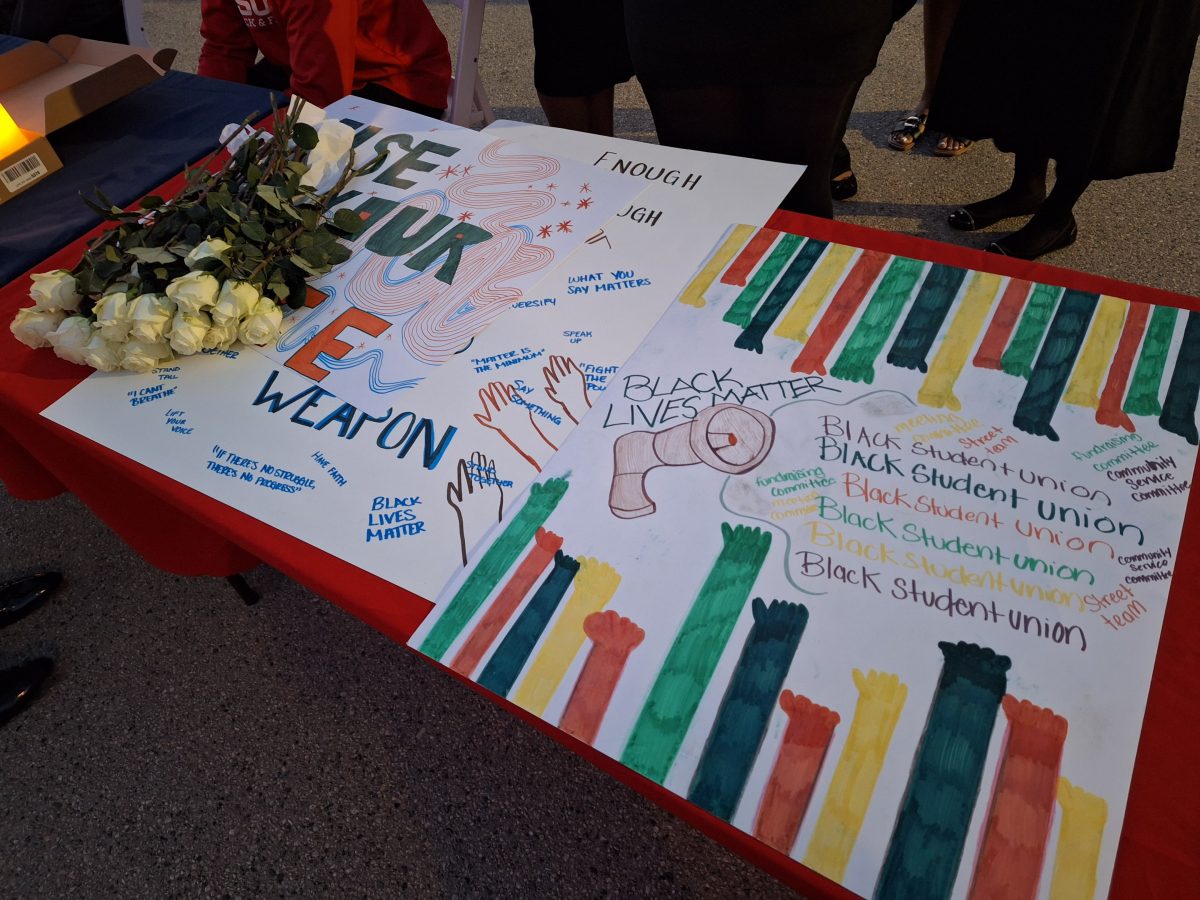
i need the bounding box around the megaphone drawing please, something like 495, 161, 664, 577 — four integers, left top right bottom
609, 403, 776, 519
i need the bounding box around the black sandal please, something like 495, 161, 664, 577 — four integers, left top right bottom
888, 113, 928, 152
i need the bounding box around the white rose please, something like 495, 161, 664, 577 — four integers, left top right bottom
211, 280, 260, 325
315, 119, 354, 156
238, 297, 284, 346
45, 316, 93, 365
183, 239, 233, 270
290, 96, 326, 128
202, 319, 239, 351
92, 291, 131, 342
169, 309, 212, 356
166, 271, 220, 315
300, 129, 355, 195
29, 269, 81, 311
81, 333, 122, 372
298, 121, 354, 194
127, 293, 176, 343
120, 339, 173, 374
10, 306, 66, 349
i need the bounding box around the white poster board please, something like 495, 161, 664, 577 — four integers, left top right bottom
42, 115, 803, 602
411, 224, 1199, 898
254, 103, 641, 415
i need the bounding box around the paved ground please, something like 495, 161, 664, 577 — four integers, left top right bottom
2, 4, 1197, 898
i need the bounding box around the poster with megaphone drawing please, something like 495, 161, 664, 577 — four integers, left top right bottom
410, 224, 1199, 898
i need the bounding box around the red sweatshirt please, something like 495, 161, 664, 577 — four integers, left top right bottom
198, 0, 452, 110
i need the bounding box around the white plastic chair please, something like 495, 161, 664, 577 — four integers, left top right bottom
121, 0, 150, 47
445, 0, 494, 127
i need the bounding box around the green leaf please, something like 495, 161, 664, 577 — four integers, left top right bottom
93, 258, 124, 281
332, 208, 365, 235
328, 244, 352, 265
104, 245, 121, 263
299, 208, 320, 231
288, 254, 323, 276
127, 246, 177, 264
193, 256, 225, 273
220, 205, 241, 223
256, 185, 282, 210
241, 220, 268, 242
141, 195, 164, 209
292, 122, 319, 151
281, 264, 307, 306
301, 248, 329, 270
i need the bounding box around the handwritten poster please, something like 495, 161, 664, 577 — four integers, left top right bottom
410, 224, 1199, 898
41, 127, 802, 602
255, 101, 642, 415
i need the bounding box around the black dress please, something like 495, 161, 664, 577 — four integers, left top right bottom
623, 0, 914, 90
527, 0, 634, 98
929, 0, 1200, 180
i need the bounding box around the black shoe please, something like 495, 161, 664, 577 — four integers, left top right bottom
947, 193, 1045, 231
831, 171, 858, 201
0, 572, 62, 629
987, 215, 1078, 261
0, 657, 54, 726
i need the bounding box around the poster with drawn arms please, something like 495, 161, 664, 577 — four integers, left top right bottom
254, 102, 641, 415
410, 224, 1199, 898
41, 109, 803, 603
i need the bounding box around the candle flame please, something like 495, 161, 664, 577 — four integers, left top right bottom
0, 102, 31, 156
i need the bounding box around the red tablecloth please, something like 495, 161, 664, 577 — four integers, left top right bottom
2, 199, 1195, 897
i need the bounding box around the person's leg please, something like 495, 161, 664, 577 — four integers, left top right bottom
644, 80, 855, 218
948, 151, 1048, 230
529, 0, 629, 136
891, 0, 965, 152
537, 87, 616, 136
758, 81, 862, 218
987, 160, 1089, 259
831, 79, 864, 200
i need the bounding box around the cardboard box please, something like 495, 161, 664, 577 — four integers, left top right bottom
0, 36, 176, 204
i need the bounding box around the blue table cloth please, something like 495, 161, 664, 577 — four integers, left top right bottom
0, 35, 281, 285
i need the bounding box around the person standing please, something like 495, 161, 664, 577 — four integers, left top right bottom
886, 0, 972, 157
198, 0, 452, 117
930, 0, 1200, 259
527, 1, 634, 136
623, 0, 916, 218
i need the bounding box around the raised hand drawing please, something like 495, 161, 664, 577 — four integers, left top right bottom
474, 381, 558, 471
542, 354, 591, 425
446, 450, 506, 567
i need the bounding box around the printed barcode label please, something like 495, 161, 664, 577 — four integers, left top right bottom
1, 153, 48, 192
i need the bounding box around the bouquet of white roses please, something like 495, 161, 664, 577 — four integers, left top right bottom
10, 99, 376, 373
